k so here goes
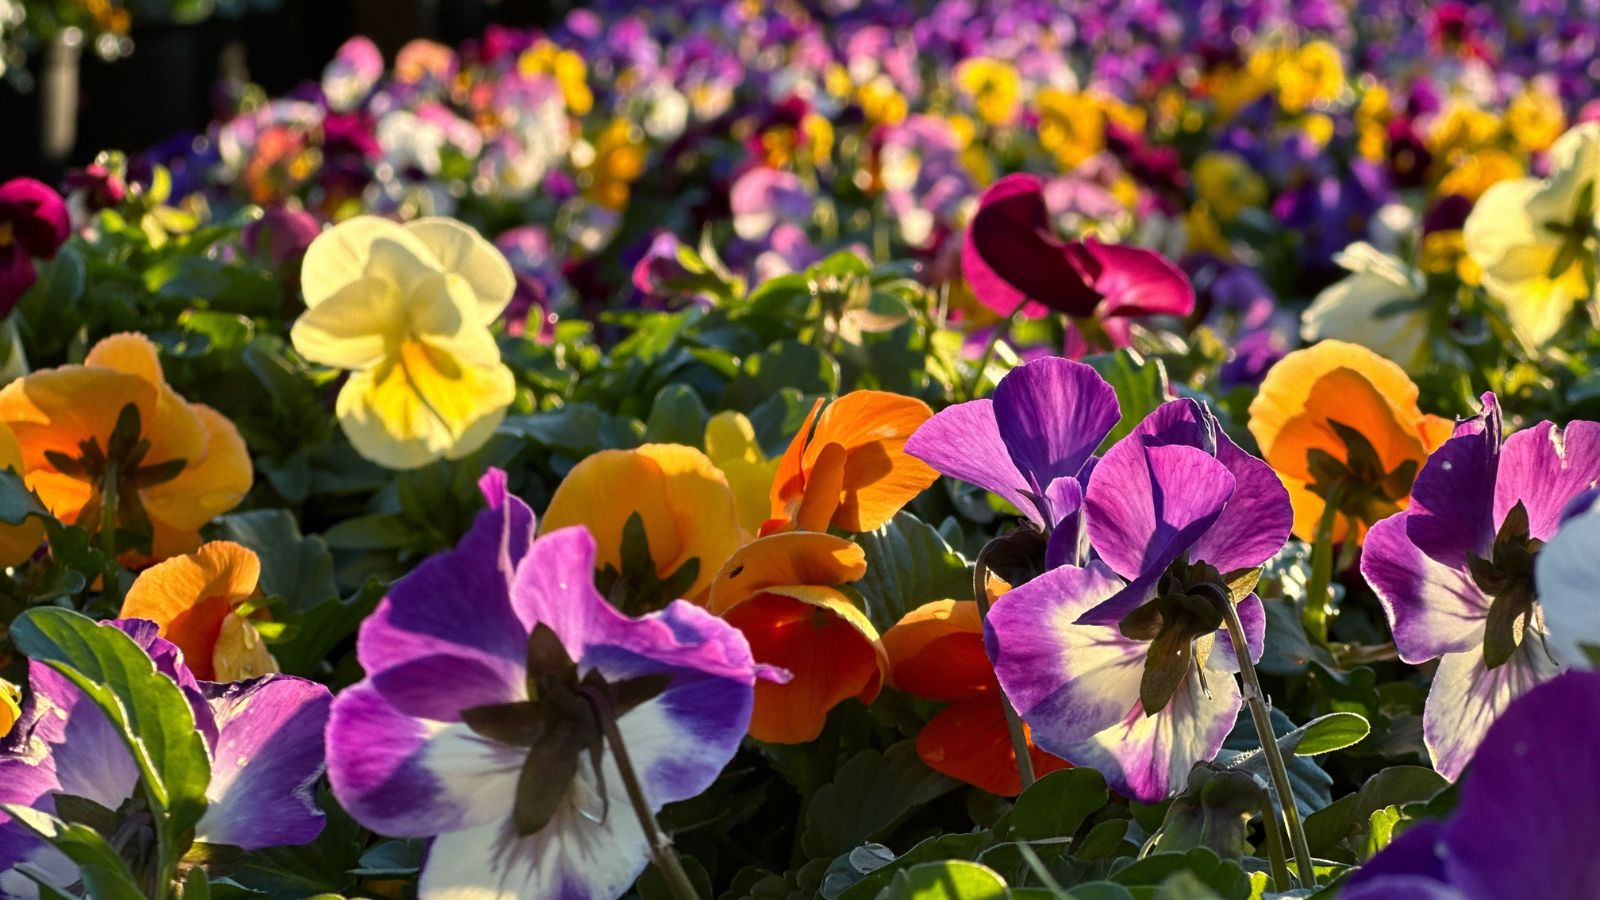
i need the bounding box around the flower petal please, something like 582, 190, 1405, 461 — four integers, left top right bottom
904, 398, 1038, 525
802, 391, 938, 533
118, 540, 260, 681
406, 217, 517, 323
335, 348, 514, 471
1495, 420, 1600, 542
707, 531, 866, 616
883, 600, 993, 701
1067, 672, 1242, 802
991, 357, 1120, 501
1363, 513, 1489, 664
1423, 643, 1561, 781
289, 278, 404, 370
300, 215, 438, 307
915, 696, 1069, 797
197, 675, 331, 849
141, 403, 254, 534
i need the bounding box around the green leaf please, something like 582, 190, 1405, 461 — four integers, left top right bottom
802, 742, 959, 859
1364, 807, 1402, 860
854, 512, 973, 631
0, 468, 52, 526
838, 834, 995, 900
1303, 766, 1448, 861
1216, 710, 1333, 819
0, 805, 145, 900
1008, 767, 1111, 843
645, 384, 711, 446
209, 510, 337, 613
874, 861, 1008, 900
1084, 349, 1169, 449
1147, 765, 1262, 860
1292, 712, 1372, 756
724, 340, 840, 411
9, 608, 212, 870
1110, 848, 1251, 899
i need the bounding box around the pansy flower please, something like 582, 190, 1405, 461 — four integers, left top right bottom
542, 444, 744, 608
707, 531, 884, 744
1342, 671, 1600, 899
0, 680, 17, 739
704, 411, 780, 536
884, 597, 1068, 796
987, 400, 1285, 801
906, 357, 1120, 567
962, 174, 1194, 347
1463, 122, 1600, 352
1361, 393, 1595, 779
764, 391, 937, 536
0, 333, 252, 561
0, 418, 44, 567
0, 618, 330, 896
326, 470, 772, 898
118, 540, 277, 682
1249, 340, 1452, 545
290, 215, 517, 470
1535, 489, 1600, 668
1300, 244, 1432, 373
0, 178, 71, 316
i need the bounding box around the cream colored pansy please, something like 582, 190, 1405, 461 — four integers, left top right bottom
1463, 122, 1600, 352
292, 215, 517, 470
1302, 242, 1431, 372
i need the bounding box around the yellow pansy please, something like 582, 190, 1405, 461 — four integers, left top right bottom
1438, 149, 1525, 201
1301, 243, 1431, 373
1036, 89, 1105, 170
857, 75, 908, 127
584, 118, 647, 210
1193, 151, 1267, 222
1429, 103, 1502, 161
291, 216, 516, 470
704, 411, 779, 535
517, 40, 592, 115
1463, 122, 1600, 352
1355, 84, 1392, 162
1276, 41, 1345, 113
954, 57, 1022, 127
1507, 83, 1567, 153
1210, 51, 1278, 121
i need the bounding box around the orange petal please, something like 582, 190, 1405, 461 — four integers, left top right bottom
142, 404, 254, 533
802, 391, 937, 532
882, 600, 995, 701
1264, 367, 1427, 483
0, 366, 157, 478
768, 398, 825, 526
723, 586, 887, 744
84, 333, 207, 470
915, 696, 1070, 797
1248, 339, 1428, 457
120, 540, 262, 680
542, 444, 743, 602
707, 531, 866, 616
794, 441, 847, 533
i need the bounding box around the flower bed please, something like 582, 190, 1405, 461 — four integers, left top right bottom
1, 1, 1600, 898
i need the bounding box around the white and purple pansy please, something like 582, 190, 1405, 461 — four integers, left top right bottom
0, 620, 330, 898
1534, 487, 1600, 669
985, 399, 1287, 803
325, 468, 777, 900
1362, 393, 1598, 779
905, 357, 1120, 568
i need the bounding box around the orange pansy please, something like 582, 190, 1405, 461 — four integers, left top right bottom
0, 333, 253, 561
708, 532, 888, 744
0, 419, 45, 567
764, 391, 938, 535
541, 443, 743, 606
119, 540, 277, 681
883, 599, 1067, 796
1248, 340, 1452, 544
0, 678, 18, 739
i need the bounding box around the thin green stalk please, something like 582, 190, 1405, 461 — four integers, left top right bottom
1216, 595, 1316, 888
598, 698, 701, 900
965, 302, 1025, 401
1303, 481, 1346, 644
974, 542, 1035, 792
1256, 783, 1294, 892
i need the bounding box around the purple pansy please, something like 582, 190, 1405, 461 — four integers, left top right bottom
325, 469, 775, 899
1342, 671, 1600, 899
1361, 393, 1597, 779
0, 619, 330, 897
904, 357, 1119, 566
986, 399, 1288, 802
0, 178, 72, 316
1077, 399, 1293, 627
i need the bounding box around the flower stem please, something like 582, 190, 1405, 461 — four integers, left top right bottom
1216, 595, 1316, 888
1256, 781, 1294, 892
1303, 481, 1346, 644
974, 541, 1036, 792
597, 697, 702, 900
965, 302, 1025, 401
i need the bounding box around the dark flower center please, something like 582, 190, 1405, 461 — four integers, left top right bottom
43, 403, 186, 548
1468, 500, 1544, 670
1305, 419, 1417, 528
1120, 560, 1260, 715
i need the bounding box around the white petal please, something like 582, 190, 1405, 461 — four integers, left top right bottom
1537, 505, 1600, 668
